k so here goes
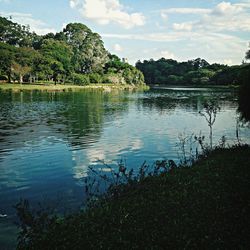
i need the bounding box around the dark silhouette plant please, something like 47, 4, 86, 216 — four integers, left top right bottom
199, 101, 220, 149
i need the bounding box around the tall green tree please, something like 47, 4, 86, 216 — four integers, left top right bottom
57, 23, 108, 74
40, 39, 73, 82
0, 42, 15, 82
0, 17, 145, 85
0, 16, 35, 47
13, 47, 39, 83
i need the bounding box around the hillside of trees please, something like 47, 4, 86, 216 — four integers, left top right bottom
0, 16, 145, 85
136, 57, 250, 86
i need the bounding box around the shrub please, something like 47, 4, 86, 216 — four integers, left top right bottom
72, 73, 90, 85
101, 74, 112, 84
88, 73, 102, 83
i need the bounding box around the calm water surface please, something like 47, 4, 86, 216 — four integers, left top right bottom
0, 87, 249, 248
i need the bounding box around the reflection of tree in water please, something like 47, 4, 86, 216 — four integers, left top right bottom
0, 90, 130, 156
138, 89, 237, 113
53, 90, 129, 147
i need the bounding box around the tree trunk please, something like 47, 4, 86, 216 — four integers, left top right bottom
7, 73, 11, 83
209, 125, 213, 149
19, 74, 23, 84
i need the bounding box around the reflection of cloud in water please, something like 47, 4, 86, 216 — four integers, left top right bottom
86, 148, 105, 162
72, 138, 144, 181
131, 139, 144, 150
97, 168, 113, 172
85, 138, 144, 162
72, 164, 89, 181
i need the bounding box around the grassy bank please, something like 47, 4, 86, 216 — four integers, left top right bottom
16, 145, 250, 249
0, 83, 149, 92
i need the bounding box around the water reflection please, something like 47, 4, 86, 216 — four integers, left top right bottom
0, 87, 250, 249
138, 88, 237, 113
0, 90, 130, 230
0, 90, 130, 158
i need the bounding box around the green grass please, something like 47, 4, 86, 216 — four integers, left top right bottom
0, 83, 149, 92
16, 145, 250, 249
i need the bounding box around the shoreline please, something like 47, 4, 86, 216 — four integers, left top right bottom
0, 83, 149, 92
149, 84, 239, 89
15, 145, 250, 249
0, 83, 238, 93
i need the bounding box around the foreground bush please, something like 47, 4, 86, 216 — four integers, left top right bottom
16, 145, 250, 249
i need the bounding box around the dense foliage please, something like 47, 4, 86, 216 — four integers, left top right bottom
0, 16, 145, 85
238, 49, 250, 121
136, 57, 249, 86
15, 145, 250, 249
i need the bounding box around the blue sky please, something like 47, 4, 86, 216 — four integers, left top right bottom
0, 0, 250, 65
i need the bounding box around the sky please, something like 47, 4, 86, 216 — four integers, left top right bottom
0, 0, 250, 65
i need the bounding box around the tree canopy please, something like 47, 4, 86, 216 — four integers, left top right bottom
136, 57, 249, 86
0, 16, 145, 85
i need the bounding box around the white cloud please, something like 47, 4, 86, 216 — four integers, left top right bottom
102, 32, 184, 42
0, 12, 56, 35
113, 43, 123, 52
235, 1, 250, 8
173, 22, 193, 31
159, 50, 175, 59
202, 1, 250, 32
69, 0, 80, 8
161, 8, 211, 15
103, 31, 247, 65
103, 31, 246, 45
69, 0, 145, 29
212, 1, 243, 15
223, 59, 233, 65
168, 1, 250, 32
160, 12, 168, 21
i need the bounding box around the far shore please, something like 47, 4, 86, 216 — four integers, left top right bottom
0, 83, 149, 92
149, 84, 239, 89
0, 83, 239, 93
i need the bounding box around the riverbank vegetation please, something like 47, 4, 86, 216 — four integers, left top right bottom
15, 145, 250, 249
238, 51, 250, 122
0, 83, 149, 92
136, 57, 250, 87
0, 17, 145, 86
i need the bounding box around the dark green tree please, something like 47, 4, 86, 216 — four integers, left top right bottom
0, 17, 145, 86
136, 57, 230, 86
57, 23, 108, 74
13, 47, 39, 83
40, 39, 73, 83
0, 16, 35, 47
0, 42, 15, 82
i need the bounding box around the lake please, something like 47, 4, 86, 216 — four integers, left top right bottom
0, 87, 250, 248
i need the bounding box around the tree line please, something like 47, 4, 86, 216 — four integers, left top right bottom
0, 16, 145, 85
136, 56, 250, 86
